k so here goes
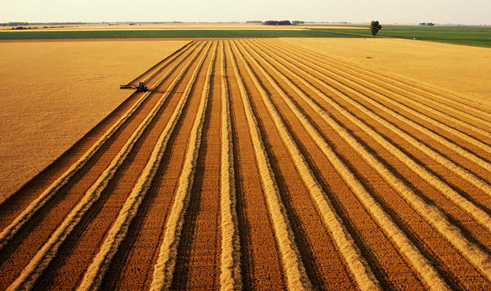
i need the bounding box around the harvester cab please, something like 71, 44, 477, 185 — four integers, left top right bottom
136, 81, 148, 92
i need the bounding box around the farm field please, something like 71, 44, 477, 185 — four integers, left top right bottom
1, 38, 491, 290
0, 22, 363, 31
0, 39, 189, 200
2, 23, 490, 48
284, 37, 491, 100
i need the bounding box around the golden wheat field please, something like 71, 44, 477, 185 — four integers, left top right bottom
1, 38, 491, 290
0, 40, 188, 200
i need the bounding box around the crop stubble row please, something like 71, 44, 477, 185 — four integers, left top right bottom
1, 39, 491, 290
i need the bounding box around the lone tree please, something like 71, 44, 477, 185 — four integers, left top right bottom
370, 20, 382, 36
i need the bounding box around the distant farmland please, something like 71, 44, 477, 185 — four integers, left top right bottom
312, 25, 491, 47
1, 25, 491, 47
0, 29, 365, 39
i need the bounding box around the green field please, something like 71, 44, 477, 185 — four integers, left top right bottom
312, 25, 491, 47
1, 25, 490, 47
0, 29, 364, 40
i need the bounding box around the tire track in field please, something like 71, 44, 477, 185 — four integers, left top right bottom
239, 39, 452, 290
234, 40, 382, 290
248, 39, 491, 285
0, 40, 200, 252
6, 42, 210, 291
227, 41, 313, 290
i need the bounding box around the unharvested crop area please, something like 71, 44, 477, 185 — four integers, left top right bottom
0, 40, 188, 200
1, 39, 491, 290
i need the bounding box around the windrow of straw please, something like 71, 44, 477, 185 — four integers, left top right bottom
245, 38, 491, 283
268, 41, 491, 231
228, 41, 313, 290
235, 40, 382, 291
239, 39, 450, 290
218, 41, 242, 291
149, 41, 216, 291
77, 42, 213, 291
271, 39, 491, 118
271, 39, 491, 172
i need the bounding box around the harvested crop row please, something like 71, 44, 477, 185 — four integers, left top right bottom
274, 39, 491, 117
77, 42, 214, 291
266, 40, 491, 169
89, 41, 215, 291
219, 41, 242, 291
321, 62, 491, 138
272, 40, 491, 169
238, 39, 451, 290
246, 39, 491, 287
234, 40, 381, 291
252, 39, 491, 224
223, 44, 287, 290
149, 41, 216, 291
228, 41, 312, 290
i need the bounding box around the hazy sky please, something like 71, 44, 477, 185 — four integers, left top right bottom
1, 0, 490, 25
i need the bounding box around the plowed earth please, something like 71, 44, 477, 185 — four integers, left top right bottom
1, 39, 491, 290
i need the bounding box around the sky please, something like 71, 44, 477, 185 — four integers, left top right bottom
1, 0, 490, 25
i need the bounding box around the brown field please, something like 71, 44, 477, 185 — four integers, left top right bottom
1, 38, 491, 290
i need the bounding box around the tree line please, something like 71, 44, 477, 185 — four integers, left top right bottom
262, 20, 305, 26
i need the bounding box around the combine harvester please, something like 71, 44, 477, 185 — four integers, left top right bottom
120, 81, 148, 92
